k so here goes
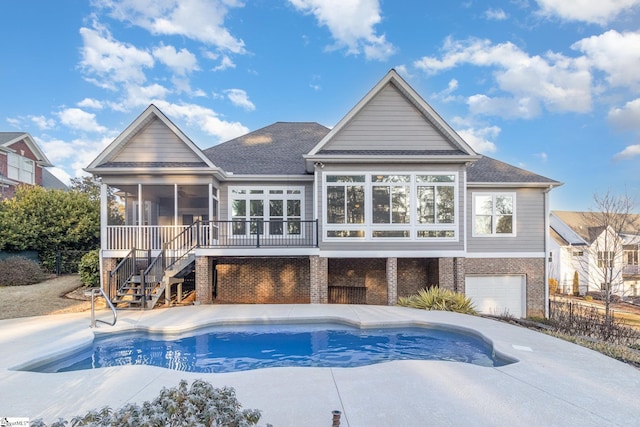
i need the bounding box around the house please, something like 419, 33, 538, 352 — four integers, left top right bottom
550, 210, 640, 298
86, 70, 561, 318
0, 132, 55, 198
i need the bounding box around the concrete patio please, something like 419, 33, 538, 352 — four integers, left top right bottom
1, 304, 639, 426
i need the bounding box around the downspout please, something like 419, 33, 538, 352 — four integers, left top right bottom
544, 185, 553, 318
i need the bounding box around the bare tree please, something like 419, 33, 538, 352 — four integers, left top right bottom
580, 190, 639, 323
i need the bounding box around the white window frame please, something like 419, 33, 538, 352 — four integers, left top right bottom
228, 185, 305, 237
7, 152, 34, 184
322, 172, 459, 241
472, 192, 516, 237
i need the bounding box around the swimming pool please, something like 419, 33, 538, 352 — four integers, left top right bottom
24, 322, 512, 373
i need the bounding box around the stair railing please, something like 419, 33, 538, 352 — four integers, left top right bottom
88, 287, 117, 327
108, 248, 151, 301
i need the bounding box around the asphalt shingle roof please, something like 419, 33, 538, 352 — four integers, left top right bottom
201, 122, 558, 186
0, 132, 26, 144
203, 122, 330, 175
467, 156, 557, 183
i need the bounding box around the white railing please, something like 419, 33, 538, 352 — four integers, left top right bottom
106, 225, 190, 251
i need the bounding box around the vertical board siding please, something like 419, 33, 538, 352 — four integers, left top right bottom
112, 118, 202, 163
467, 187, 546, 253
325, 84, 455, 151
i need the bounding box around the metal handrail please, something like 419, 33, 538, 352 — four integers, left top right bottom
88, 287, 117, 328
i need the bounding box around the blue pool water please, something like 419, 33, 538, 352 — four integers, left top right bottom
28, 323, 511, 373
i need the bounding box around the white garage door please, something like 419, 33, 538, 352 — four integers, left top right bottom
465, 275, 526, 318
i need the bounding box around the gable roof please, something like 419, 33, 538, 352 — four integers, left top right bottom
305, 69, 480, 170
467, 156, 561, 187
203, 122, 330, 175
86, 104, 216, 172
42, 169, 68, 190
551, 210, 640, 245
0, 132, 53, 166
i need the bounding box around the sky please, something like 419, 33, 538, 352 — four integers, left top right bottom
1, 0, 640, 211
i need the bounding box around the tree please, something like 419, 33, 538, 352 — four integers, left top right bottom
70, 176, 124, 225
579, 191, 639, 324
0, 184, 100, 271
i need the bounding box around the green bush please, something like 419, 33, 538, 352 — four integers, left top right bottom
397, 286, 477, 315
79, 249, 100, 287
31, 379, 264, 427
0, 256, 48, 286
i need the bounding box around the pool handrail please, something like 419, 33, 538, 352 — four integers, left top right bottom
88, 287, 117, 328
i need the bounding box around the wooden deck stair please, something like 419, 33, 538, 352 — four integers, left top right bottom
112, 254, 195, 310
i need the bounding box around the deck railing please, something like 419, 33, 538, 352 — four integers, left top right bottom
105, 220, 318, 251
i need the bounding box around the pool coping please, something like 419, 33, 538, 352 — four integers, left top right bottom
1, 304, 639, 426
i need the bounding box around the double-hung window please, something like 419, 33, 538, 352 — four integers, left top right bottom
372, 175, 410, 238
7, 153, 34, 184
416, 175, 456, 238
473, 193, 515, 236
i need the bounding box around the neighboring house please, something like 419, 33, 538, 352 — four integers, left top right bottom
0, 132, 54, 198
550, 210, 640, 298
86, 70, 561, 318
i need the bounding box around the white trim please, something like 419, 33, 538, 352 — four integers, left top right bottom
196, 248, 320, 257
322, 171, 460, 242
471, 192, 517, 237
307, 69, 477, 157
86, 104, 217, 170
318, 250, 468, 258
465, 252, 545, 258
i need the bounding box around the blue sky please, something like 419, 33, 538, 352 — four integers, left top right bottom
2, 0, 640, 211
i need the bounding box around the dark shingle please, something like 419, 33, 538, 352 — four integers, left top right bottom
203, 122, 330, 175
467, 156, 558, 183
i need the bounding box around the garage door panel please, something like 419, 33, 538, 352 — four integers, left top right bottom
465, 275, 525, 318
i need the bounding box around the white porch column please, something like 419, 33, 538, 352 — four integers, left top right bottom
137, 184, 143, 225
174, 184, 179, 226
100, 182, 108, 250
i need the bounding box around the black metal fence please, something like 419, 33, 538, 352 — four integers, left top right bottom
55, 249, 94, 276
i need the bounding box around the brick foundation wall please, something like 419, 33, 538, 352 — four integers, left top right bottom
214, 257, 310, 304
101, 257, 118, 299
397, 258, 428, 298
328, 258, 387, 305
464, 257, 546, 317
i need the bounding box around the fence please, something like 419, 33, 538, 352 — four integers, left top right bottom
55, 249, 94, 276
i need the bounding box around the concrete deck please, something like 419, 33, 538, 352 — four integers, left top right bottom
1, 305, 639, 426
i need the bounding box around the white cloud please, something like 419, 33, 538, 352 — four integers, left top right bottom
288, 0, 395, 61
614, 144, 640, 160
29, 115, 55, 130
77, 98, 104, 109
153, 101, 250, 142
152, 44, 199, 75
457, 126, 500, 153
535, 0, 640, 24
608, 98, 640, 131
79, 22, 154, 89
96, 0, 246, 53
212, 55, 236, 71
47, 167, 72, 185
57, 108, 108, 133
572, 30, 640, 89
485, 8, 508, 20
414, 37, 592, 118
226, 89, 255, 111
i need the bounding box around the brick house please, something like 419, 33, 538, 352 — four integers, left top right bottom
0, 132, 55, 198
86, 70, 561, 317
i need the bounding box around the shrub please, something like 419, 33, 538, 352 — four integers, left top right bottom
548, 278, 558, 294
0, 256, 47, 286
31, 379, 264, 427
79, 249, 100, 287
584, 295, 593, 302
397, 286, 477, 315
